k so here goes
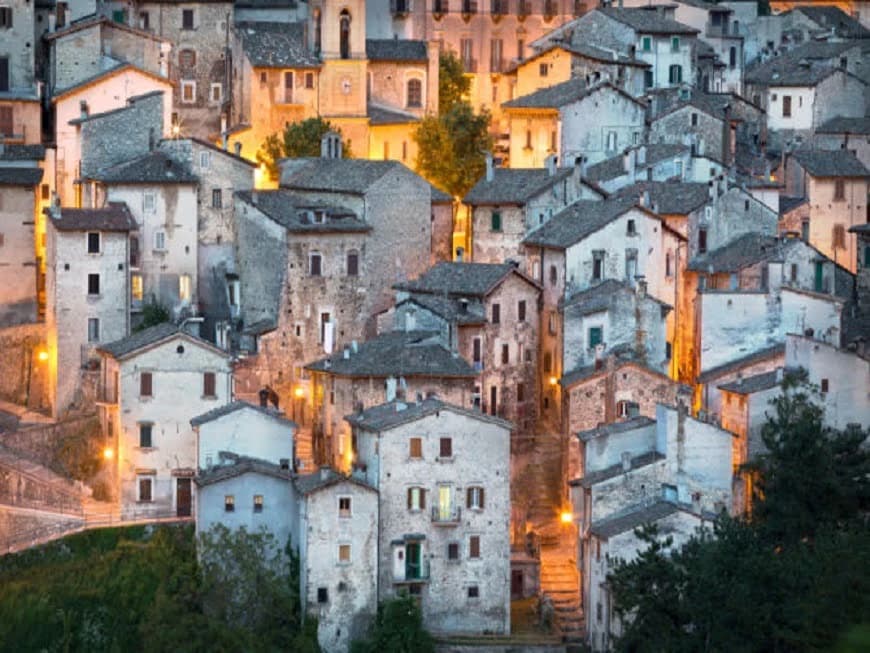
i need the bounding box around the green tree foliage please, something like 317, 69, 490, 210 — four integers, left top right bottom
607, 381, 870, 652
135, 301, 170, 332
257, 117, 351, 181
350, 596, 435, 653
438, 51, 470, 114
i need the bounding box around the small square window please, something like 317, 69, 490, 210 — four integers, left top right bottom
181, 81, 196, 104
491, 211, 502, 232
339, 496, 352, 517
254, 495, 264, 512
338, 544, 351, 563
539, 62, 548, 77
317, 587, 329, 603
439, 437, 452, 458
448, 542, 459, 560
199, 151, 210, 168
820, 378, 829, 393
87, 273, 100, 295
225, 495, 235, 512
139, 423, 152, 448
138, 477, 153, 502
467, 585, 479, 598
140, 371, 153, 397
210, 83, 222, 104
87, 232, 100, 253
305, 72, 315, 89
87, 317, 100, 343
212, 188, 223, 209
626, 219, 636, 236
409, 437, 422, 459
203, 372, 216, 398
182, 8, 194, 29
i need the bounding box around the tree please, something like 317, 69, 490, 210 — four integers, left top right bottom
438, 51, 470, 114
257, 117, 351, 181
350, 596, 435, 653
135, 301, 170, 332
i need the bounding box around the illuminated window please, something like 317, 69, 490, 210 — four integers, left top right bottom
339, 496, 352, 517
131, 274, 143, 301
338, 544, 351, 563
224, 495, 235, 512
179, 274, 191, 301
253, 495, 264, 513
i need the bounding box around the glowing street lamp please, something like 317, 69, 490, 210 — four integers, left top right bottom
37, 349, 49, 362
103, 447, 114, 460
560, 511, 573, 524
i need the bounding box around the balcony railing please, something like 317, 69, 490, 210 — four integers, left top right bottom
431, 505, 462, 525
462, 58, 478, 73
394, 559, 431, 582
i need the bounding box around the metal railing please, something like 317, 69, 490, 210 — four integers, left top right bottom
394, 559, 431, 582
431, 505, 462, 524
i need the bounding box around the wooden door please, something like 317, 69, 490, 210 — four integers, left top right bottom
511, 569, 524, 599
176, 478, 192, 517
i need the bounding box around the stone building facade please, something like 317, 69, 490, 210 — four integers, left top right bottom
0, 166, 42, 327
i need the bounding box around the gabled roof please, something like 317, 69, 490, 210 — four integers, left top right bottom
586, 144, 689, 183
196, 455, 295, 487
305, 330, 476, 378
51, 63, 172, 101
503, 79, 643, 111
745, 60, 843, 87
577, 415, 656, 443
186, 138, 258, 168
294, 467, 377, 495
790, 6, 870, 39
696, 343, 785, 384
718, 369, 782, 395
574, 451, 666, 488
367, 104, 420, 125
190, 400, 297, 428
0, 144, 46, 162
598, 7, 700, 35
816, 116, 870, 135
614, 181, 709, 215
87, 151, 198, 184
0, 167, 44, 186
50, 202, 137, 232
779, 195, 807, 216
561, 356, 675, 389
396, 294, 487, 326
463, 167, 575, 206
514, 41, 651, 72
68, 90, 165, 127
346, 397, 512, 432
235, 21, 320, 69
98, 322, 230, 360
366, 39, 428, 62
790, 149, 870, 178
688, 234, 782, 273
562, 279, 671, 315
395, 262, 539, 297
589, 501, 681, 539
43, 14, 168, 43
236, 190, 370, 233
280, 158, 408, 194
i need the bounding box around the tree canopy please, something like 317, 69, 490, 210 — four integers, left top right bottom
257, 117, 351, 181
350, 596, 435, 653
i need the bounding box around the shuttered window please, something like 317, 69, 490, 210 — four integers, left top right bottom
203, 372, 216, 397
140, 372, 153, 397
469, 535, 480, 558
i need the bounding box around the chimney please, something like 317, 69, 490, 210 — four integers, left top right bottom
319, 467, 330, 480
621, 451, 631, 472
545, 153, 558, 176
234, 142, 242, 157
640, 189, 650, 207
485, 152, 494, 182
636, 277, 647, 298
79, 100, 89, 120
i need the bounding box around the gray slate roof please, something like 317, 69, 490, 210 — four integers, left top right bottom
577, 415, 656, 442
576, 451, 666, 488
397, 294, 486, 326
503, 79, 640, 110
280, 158, 405, 194
89, 151, 198, 184
0, 167, 44, 186
196, 455, 295, 487
524, 41, 650, 69
586, 144, 689, 183
744, 60, 841, 87
367, 104, 420, 125
718, 369, 782, 395
589, 501, 680, 539
463, 167, 574, 205
98, 322, 228, 359
236, 190, 370, 233
0, 144, 46, 161
562, 279, 671, 314
345, 397, 512, 432
366, 39, 428, 62
614, 181, 709, 215
429, 184, 452, 203
305, 330, 476, 378
792, 6, 870, 38
52, 203, 137, 232
523, 195, 642, 249
236, 21, 320, 68
790, 149, 870, 178
687, 234, 782, 273
598, 7, 700, 35
395, 262, 527, 297
294, 467, 376, 495
190, 400, 297, 428
816, 116, 870, 135
696, 343, 785, 383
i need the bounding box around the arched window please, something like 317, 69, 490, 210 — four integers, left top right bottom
406, 78, 422, 108
339, 9, 351, 60
668, 64, 682, 84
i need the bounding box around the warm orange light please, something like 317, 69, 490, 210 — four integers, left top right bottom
549, 376, 558, 386
103, 447, 114, 460
294, 386, 305, 399
37, 350, 49, 362
560, 511, 573, 524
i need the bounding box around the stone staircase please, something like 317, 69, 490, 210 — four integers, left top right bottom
541, 543, 585, 647
294, 427, 315, 472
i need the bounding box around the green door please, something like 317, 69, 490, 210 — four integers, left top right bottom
405, 542, 421, 580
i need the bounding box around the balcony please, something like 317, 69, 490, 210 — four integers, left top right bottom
394, 558, 430, 583
431, 505, 462, 525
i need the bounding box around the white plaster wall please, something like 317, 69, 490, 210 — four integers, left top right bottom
196, 408, 295, 469
560, 90, 645, 165
584, 423, 658, 475
765, 86, 815, 132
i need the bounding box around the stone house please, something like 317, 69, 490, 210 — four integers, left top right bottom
305, 330, 477, 471
348, 398, 512, 636
585, 143, 693, 193
97, 323, 233, 517
393, 261, 541, 429
502, 80, 646, 168
776, 5, 870, 41
783, 148, 869, 273
852, 223, 870, 330
45, 203, 137, 418
0, 0, 42, 145
462, 155, 604, 264
0, 163, 43, 327
233, 0, 307, 23
814, 116, 870, 170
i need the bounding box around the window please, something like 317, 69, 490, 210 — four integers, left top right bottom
338, 544, 351, 563
407, 78, 422, 108
833, 224, 846, 249
467, 486, 485, 509
668, 65, 682, 84
641, 36, 651, 52
729, 46, 737, 68
210, 83, 222, 103
212, 188, 222, 209
626, 219, 636, 236
138, 477, 153, 502
440, 437, 452, 458
691, 112, 698, 127
339, 497, 352, 517
182, 8, 194, 29
317, 587, 329, 603
0, 6, 12, 28
472, 337, 482, 366
140, 372, 153, 397
469, 535, 480, 558
834, 179, 845, 201
409, 437, 422, 458
549, 264, 557, 286
179, 274, 191, 302
644, 69, 654, 89
671, 37, 680, 52
87, 318, 100, 343
666, 251, 673, 277
518, 300, 526, 322
132, 274, 143, 301
139, 424, 152, 448
281, 71, 294, 103
820, 378, 829, 394
87, 232, 100, 253
309, 251, 322, 276
782, 95, 792, 118
181, 81, 196, 103
467, 586, 479, 598
490, 38, 503, 72
698, 228, 708, 254
88, 273, 100, 296
0, 57, 8, 92
501, 343, 509, 365
179, 49, 196, 67
203, 372, 216, 398
249, 494, 263, 513
539, 62, 548, 77
543, 351, 552, 373
588, 326, 603, 349
492, 303, 500, 324
448, 542, 459, 560
605, 130, 617, 151
592, 251, 604, 280
525, 129, 532, 149
139, 11, 150, 30
548, 311, 557, 335
407, 486, 426, 510
305, 72, 315, 89
225, 495, 235, 512
491, 211, 502, 232
346, 250, 359, 276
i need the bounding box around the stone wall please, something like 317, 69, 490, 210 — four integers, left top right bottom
0, 414, 98, 470
0, 323, 48, 409
0, 184, 39, 328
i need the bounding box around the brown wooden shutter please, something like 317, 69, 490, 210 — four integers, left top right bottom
0, 106, 12, 136
203, 372, 216, 397
420, 488, 426, 510
470, 535, 480, 558
140, 372, 152, 397
480, 488, 485, 509
407, 488, 412, 509
466, 488, 472, 509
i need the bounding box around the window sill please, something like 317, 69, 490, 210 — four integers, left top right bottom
136, 500, 154, 504
436, 457, 454, 463
136, 446, 156, 452
201, 395, 218, 400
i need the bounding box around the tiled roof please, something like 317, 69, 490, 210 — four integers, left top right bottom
89, 151, 198, 184
614, 181, 709, 215
577, 415, 656, 442
98, 322, 228, 359
598, 7, 700, 35
816, 116, 870, 135
305, 330, 476, 378
395, 262, 528, 297
51, 203, 137, 232
0, 144, 46, 161
236, 190, 371, 233
196, 455, 295, 487
718, 369, 782, 395
696, 343, 785, 384
345, 397, 512, 432
562, 279, 671, 315
367, 104, 420, 125
744, 60, 841, 87
523, 195, 642, 249
280, 158, 405, 194
687, 233, 783, 272
576, 451, 666, 488
366, 39, 428, 62
790, 149, 870, 178
294, 467, 376, 495
589, 501, 680, 539
236, 21, 320, 68
503, 79, 642, 110
69, 90, 165, 126
791, 6, 870, 38
190, 400, 297, 428
0, 167, 44, 186
463, 167, 574, 205
586, 144, 689, 183
779, 195, 807, 216
397, 295, 487, 326
429, 184, 453, 203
